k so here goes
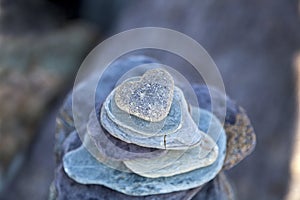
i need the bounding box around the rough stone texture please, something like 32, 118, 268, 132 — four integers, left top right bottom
109, 79, 182, 136
115, 68, 175, 122
0, 23, 97, 193
193, 85, 256, 170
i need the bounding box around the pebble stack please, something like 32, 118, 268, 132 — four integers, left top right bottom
51, 56, 256, 200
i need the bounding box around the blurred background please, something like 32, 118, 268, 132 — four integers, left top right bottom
0, 0, 299, 200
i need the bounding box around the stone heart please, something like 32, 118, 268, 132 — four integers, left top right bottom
114, 68, 174, 122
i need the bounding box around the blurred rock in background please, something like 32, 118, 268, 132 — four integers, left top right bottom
113, 0, 300, 200
0, 22, 97, 192
0, 0, 300, 200
0, 0, 101, 199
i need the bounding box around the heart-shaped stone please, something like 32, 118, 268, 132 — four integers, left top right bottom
114, 68, 174, 122
102, 87, 205, 150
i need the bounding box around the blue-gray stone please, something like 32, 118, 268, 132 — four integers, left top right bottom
54, 163, 203, 200
101, 87, 207, 150
87, 112, 167, 161
123, 109, 221, 178
62, 109, 226, 196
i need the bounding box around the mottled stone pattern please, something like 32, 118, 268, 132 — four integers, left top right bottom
223, 107, 256, 170
115, 68, 174, 122
109, 83, 182, 136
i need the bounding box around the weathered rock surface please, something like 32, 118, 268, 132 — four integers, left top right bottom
109, 79, 182, 136
115, 68, 175, 122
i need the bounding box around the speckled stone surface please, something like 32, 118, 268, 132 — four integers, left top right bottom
62, 108, 226, 196
109, 82, 182, 136
192, 85, 256, 170
101, 87, 210, 150
115, 68, 174, 122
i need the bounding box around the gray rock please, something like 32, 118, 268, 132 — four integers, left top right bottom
62, 108, 226, 196
55, 55, 158, 163
53, 55, 246, 199
87, 112, 167, 161
53, 165, 202, 200
101, 87, 212, 150
124, 109, 222, 178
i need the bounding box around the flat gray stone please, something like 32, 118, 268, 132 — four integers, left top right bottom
83, 133, 129, 172
62, 109, 226, 196
53, 165, 203, 200
124, 109, 221, 178
87, 111, 167, 161
115, 68, 174, 122
101, 87, 209, 150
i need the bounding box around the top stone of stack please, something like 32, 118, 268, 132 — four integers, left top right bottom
114, 68, 174, 122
